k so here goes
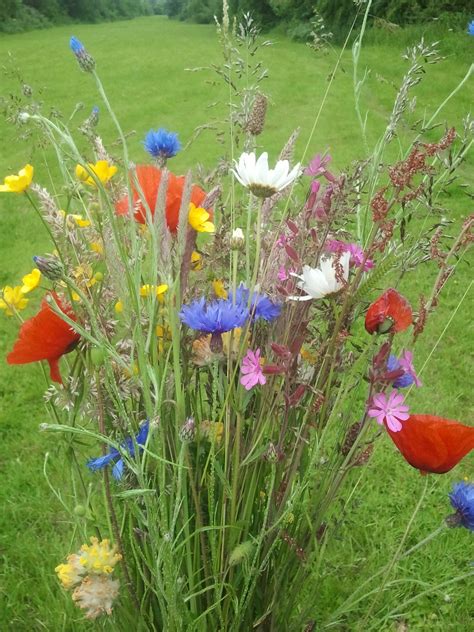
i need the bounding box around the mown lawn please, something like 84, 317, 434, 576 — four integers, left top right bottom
0, 15, 473, 631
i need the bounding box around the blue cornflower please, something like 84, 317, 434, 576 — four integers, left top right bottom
87, 421, 149, 480
70, 36, 84, 55
144, 128, 181, 160
468, 20, 474, 36
387, 354, 414, 388
230, 284, 282, 322
449, 481, 474, 531
179, 297, 249, 334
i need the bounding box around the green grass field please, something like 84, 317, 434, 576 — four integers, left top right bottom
0, 15, 473, 631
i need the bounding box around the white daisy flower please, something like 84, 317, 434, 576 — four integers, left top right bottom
288, 252, 350, 301
231, 151, 301, 198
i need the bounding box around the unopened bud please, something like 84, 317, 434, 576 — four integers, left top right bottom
74, 505, 87, 517
33, 255, 64, 281
179, 417, 196, 442
231, 227, 245, 250
70, 36, 96, 73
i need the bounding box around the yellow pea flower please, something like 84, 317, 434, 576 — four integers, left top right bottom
58, 210, 91, 228
21, 268, 41, 294
191, 251, 203, 271
140, 284, 168, 301
75, 160, 117, 187
188, 203, 214, 233
0, 286, 29, 316
212, 279, 228, 299
0, 164, 33, 193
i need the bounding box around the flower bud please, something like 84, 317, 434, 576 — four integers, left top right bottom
33, 255, 64, 281
70, 36, 96, 73
230, 227, 245, 250
179, 417, 196, 442
73, 505, 87, 517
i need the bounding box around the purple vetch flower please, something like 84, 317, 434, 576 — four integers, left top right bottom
326, 239, 374, 272
240, 348, 266, 390
367, 390, 409, 432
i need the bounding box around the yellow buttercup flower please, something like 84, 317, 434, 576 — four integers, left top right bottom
191, 251, 203, 271
21, 268, 41, 294
75, 160, 117, 187
0, 164, 33, 193
115, 300, 124, 314
212, 279, 228, 299
188, 203, 214, 233
0, 286, 29, 316
140, 284, 168, 301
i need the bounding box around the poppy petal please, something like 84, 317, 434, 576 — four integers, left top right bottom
365, 288, 412, 334
385, 414, 474, 474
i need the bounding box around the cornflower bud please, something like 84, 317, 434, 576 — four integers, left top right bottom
70, 37, 96, 73
33, 255, 64, 281
179, 417, 196, 442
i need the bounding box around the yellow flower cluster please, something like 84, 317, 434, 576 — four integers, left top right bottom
0, 268, 41, 316
0, 164, 33, 193
56, 537, 121, 621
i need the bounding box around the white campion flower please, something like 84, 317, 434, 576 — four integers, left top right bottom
288, 252, 350, 301
231, 151, 301, 198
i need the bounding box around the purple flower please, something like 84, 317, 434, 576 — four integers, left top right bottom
326, 239, 374, 272
240, 348, 266, 390
179, 297, 249, 334
304, 153, 334, 181
387, 350, 422, 388
449, 481, 474, 531
367, 390, 409, 432
87, 422, 149, 480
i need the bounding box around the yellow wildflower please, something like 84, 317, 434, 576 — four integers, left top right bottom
0, 286, 29, 316
212, 279, 228, 299
140, 284, 168, 302
75, 160, 117, 187
58, 210, 91, 228
188, 203, 214, 233
0, 164, 33, 193
90, 241, 104, 255
300, 347, 317, 365
79, 537, 121, 575
222, 327, 248, 357
115, 300, 124, 314
21, 268, 41, 294
191, 251, 203, 271
55, 554, 85, 589
200, 420, 224, 445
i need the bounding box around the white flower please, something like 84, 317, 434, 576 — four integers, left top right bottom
288, 252, 350, 301
231, 227, 245, 249
231, 151, 301, 198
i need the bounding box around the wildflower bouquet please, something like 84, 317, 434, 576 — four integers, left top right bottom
1, 6, 473, 630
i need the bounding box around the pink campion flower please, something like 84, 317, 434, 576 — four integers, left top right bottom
326, 239, 374, 272
399, 350, 422, 387
276, 234, 289, 248
278, 265, 289, 281
367, 390, 410, 432
240, 348, 266, 390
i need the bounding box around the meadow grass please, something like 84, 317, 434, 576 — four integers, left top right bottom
0, 15, 472, 631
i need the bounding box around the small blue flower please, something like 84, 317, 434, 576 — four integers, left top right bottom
179, 297, 249, 334
468, 20, 474, 36
144, 128, 181, 160
449, 481, 474, 531
387, 354, 414, 388
70, 36, 84, 55
230, 284, 282, 322
87, 421, 149, 480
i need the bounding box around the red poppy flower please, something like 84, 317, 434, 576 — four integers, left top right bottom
365, 288, 412, 334
385, 414, 474, 474
115, 165, 207, 231
7, 293, 80, 384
